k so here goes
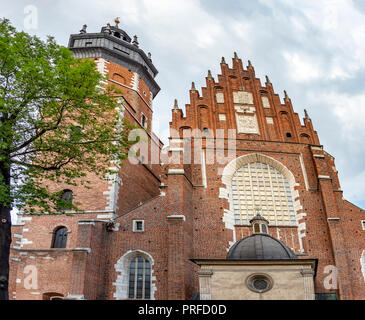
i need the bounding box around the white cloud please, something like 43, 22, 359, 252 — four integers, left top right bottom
283, 51, 322, 81
341, 169, 365, 205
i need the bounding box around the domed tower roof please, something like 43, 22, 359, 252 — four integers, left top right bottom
68, 20, 160, 98
227, 234, 298, 260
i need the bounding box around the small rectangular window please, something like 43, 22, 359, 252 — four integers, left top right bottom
362, 221, 365, 230
133, 220, 144, 232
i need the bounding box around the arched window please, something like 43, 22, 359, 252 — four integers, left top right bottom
113, 73, 126, 84
59, 190, 73, 210
231, 162, 296, 226
52, 227, 68, 248
300, 133, 311, 144
261, 224, 268, 234
128, 256, 151, 299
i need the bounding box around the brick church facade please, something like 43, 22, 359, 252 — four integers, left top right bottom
8, 22, 365, 300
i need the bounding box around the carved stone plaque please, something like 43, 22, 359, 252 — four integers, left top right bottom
235, 113, 260, 134
233, 91, 253, 104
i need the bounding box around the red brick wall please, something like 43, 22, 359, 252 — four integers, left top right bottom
9, 55, 365, 301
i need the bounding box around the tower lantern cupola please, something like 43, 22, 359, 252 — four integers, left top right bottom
68, 20, 160, 98
249, 210, 269, 234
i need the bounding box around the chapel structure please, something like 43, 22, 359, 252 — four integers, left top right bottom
8, 21, 365, 300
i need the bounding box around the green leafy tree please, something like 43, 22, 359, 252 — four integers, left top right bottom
0, 19, 135, 299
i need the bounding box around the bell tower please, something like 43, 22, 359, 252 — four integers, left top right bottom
68, 19, 160, 132
65, 20, 164, 216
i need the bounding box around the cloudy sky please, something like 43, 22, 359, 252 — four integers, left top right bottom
2, 0, 365, 210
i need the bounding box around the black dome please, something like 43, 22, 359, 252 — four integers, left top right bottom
227, 234, 297, 260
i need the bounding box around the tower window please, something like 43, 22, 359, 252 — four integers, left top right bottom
128, 256, 151, 299
286, 132, 292, 138
59, 190, 73, 210
252, 222, 268, 234
52, 227, 68, 248
114, 32, 121, 38
362, 220, 365, 230
141, 115, 147, 129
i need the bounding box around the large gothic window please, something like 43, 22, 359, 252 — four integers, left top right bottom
128, 256, 151, 299
231, 162, 296, 226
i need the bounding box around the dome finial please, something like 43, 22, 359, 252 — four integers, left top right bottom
221, 56, 226, 64
173, 99, 178, 109
191, 82, 196, 91
115, 17, 120, 28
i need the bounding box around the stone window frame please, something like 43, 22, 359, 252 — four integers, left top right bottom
133, 220, 145, 232
246, 273, 274, 293
361, 250, 365, 283
113, 250, 156, 300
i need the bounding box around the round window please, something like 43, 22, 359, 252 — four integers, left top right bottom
253, 278, 269, 290
246, 274, 273, 293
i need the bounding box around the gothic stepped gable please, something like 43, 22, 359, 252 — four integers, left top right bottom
170, 53, 319, 145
